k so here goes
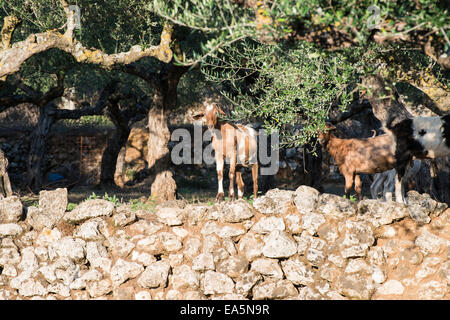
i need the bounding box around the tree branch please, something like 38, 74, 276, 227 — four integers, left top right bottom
0, 2, 174, 79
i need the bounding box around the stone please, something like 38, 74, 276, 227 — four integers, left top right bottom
284, 213, 302, 234
317, 222, 340, 243
293, 185, 320, 214
135, 291, 152, 300
108, 236, 135, 257
262, 230, 297, 258
215, 225, 246, 239
317, 193, 356, 218
35, 188, 68, 227
306, 237, 327, 267
216, 255, 249, 279
281, 256, 315, 286
136, 235, 163, 255
344, 259, 372, 274
253, 189, 294, 215
183, 237, 202, 259
10, 277, 48, 297
407, 190, 448, 217
237, 232, 264, 261
0, 247, 21, 265
301, 212, 326, 235
357, 200, 410, 227
415, 230, 448, 255
171, 265, 200, 290
216, 200, 254, 223
235, 271, 261, 296
47, 282, 71, 297
48, 237, 86, 263
158, 232, 183, 252
87, 279, 113, 298
172, 227, 189, 239
184, 205, 209, 226
371, 267, 386, 284
35, 228, 62, 247
337, 273, 375, 300
408, 204, 431, 224
376, 280, 404, 296
252, 279, 298, 300
250, 258, 283, 279
156, 206, 185, 226
418, 281, 446, 300
0, 196, 23, 223
73, 218, 106, 241
17, 247, 39, 273
138, 260, 170, 289
64, 199, 115, 223
85, 241, 112, 273
0, 223, 23, 238
2, 264, 17, 277
126, 220, 163, 236
192, 253, 215, 271
113, 205, 136, 227
251, 216, 285, 235
131, 250, 156, 266
110, 258, 144, 286
201, 271, 235, 295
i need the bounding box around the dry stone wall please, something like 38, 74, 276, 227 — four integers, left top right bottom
0, 186, 449, 300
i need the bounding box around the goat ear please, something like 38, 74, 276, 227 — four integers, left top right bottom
216, 107, 226, 116
192, 112, 204, 120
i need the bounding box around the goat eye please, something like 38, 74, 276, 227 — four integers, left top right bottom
418, 129, 426, 136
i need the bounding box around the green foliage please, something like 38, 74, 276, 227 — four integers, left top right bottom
86, 192, 99, 200
343, 194, 357, 203
66, 202, 77, 211
203, 40, 360, 146
102, 192, 122, 207
86, 191, 122, 207
128, 198, 156, 212
154, 0, 450, 64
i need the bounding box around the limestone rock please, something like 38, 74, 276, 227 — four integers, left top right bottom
252, 216, 285, 235
252, 279, 298, 300
64, 199, 115, 224
253, 189, 295, 215
138, 260, 170, 289
215, 200, 254, 223
0, 223, 23, 237
201, 271, 235, 295
110, 258, 144, 286
293, 185, 320, 214
0, 196, 23, 223
262, 230, 297, 258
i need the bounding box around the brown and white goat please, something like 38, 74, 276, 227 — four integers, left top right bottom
318, 123, 397, 201
194, 102, 258, 201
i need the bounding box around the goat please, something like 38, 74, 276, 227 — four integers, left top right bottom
193, 101, 258, 201
370, 160, 421, 201
387, 115, 450, 203
318, 123, 397, 201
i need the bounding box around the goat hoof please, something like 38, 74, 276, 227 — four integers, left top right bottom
229, 195, 235, 201
216, 193, 224, 202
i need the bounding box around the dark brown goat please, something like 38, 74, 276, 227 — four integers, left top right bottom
318, 123, 397, 200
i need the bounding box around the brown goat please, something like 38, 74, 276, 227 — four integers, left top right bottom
194, 101, 258, 201
318, 123, 397, 200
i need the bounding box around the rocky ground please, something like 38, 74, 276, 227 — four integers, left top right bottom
0, 186, 449, 300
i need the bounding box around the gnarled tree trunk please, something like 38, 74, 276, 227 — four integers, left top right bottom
27, 103, 57, 192
147, 64, 188, 203
0, 149, 12, 197
100, 100, 131, 185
